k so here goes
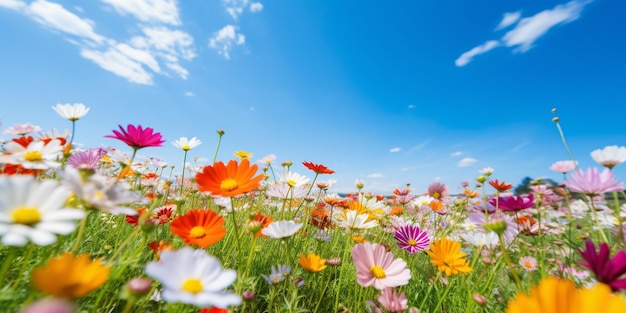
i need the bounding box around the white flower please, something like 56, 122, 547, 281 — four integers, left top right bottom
172, 137, 202, 151
279, 169, 310, 187
479, 167, 494, 176
0, 139, 63, 169
52, 103, 90, 121
2, 123, 42, 135
333, 210, 378, 230
257, 154, 276, 165
145, 247, 241, 308
0, 176, 85, 246
460, 231, 499, 248
265, 182, 309, 199
262, 220, 303, 239
591, 145, 626, 169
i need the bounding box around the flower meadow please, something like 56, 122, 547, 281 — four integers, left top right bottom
1, 104, 626, 313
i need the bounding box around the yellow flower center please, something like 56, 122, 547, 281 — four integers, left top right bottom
407, 239, 417, 246
189, 226, 206, 238
24, 151, 43, 161
12, 206, 42, 225
287, 179, 297, 187
433, 192, 441, 199
181, 278, 203, 294
181, 145, 191, 151
524, 261, 533, 269
220, 178, 239, 191
370, 265, 386, 279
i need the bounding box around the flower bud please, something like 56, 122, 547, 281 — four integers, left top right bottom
473, 293, 487, 306
126, 277, 152, 297
476, 176, 486, 183
242, 290, 256, 302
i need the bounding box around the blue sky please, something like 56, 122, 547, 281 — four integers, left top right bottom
1, 0, 625, 194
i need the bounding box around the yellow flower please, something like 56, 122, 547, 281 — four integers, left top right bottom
506, 277, 626, 313
234, 150, 253, 160
298, 253, 327, 272
425, 237, 472, 276
32, 253, 110, 299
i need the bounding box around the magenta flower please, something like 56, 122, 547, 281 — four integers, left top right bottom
68, 148, 106, 170
105, 124, 165, 149
394, 224, 430, 254
564, 167, 624, 196
579, 239, 626, 291
488, 193, 534, 212
352, 243, 411, 290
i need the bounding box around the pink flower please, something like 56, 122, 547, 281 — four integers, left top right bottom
377, 288, 408, 312
549, 160, 578, 173
2, 122, 42, 136
352, 243, 411, 290
105, 124, 165, 149
564, 167, 624, 196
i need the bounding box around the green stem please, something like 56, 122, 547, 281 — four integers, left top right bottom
71, 210, 90, 253
106, 227, 141, 266
179, 150, 188, 198
434, 277, 455, 313
419, 271, 443, 312
334, 233, 352, 311
11, 243, 34, 288
213, 132, 224, 164
498, 233, 522, 290
0, 247, 17, 284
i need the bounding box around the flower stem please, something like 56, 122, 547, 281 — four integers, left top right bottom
418, 271, 442, 312
498, 233, 523, 290
213, 132, 224, 164
71, 210, 91, 253
179, 150, 188, 198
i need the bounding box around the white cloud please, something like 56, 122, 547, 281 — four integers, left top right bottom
450, 151, 463, 157
367, 173, 384, 178
389, 147, 401, 153
0, 0, 25, 10
101, 0, 180, 25
512, 140, 531, 152
184, 91, 195, 96
222, 0, 248, 20
495, 11, 521, 30
81, 47, 153, 84
455, 40, 500, 67
408, 140, 431, 153
250, 2, 263, 13
141, 27, 196, 60
455, 0, 591, 66
209, 24, 245, 59
26, 0, 104, 44
407, 104, 415, 109
457, 157, 478, 168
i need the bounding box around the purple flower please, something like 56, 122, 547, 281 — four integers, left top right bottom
564, 167, 624, 196
394, 224, 430, 254
105, 124, 165, 150
68, 148, 106, 170
489, 193, 534, 212
579, 239, 626, 291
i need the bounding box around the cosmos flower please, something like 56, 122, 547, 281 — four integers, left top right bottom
262, 264, 291, 285
256, 154, 276, 165
564, 167, 624, 196
489, 194, 535, 212
376, 288, 409, 313
351, 242, 411, 290
0, 176, 85, 246
426, 181, 450, 204
550, 160, 578, 174
2, 123, 42, 135
591, 146, 626, 169
105, 124, 165, 149
52, 103, 90, 121
519, 256, 538, 272
170, 209, 226, 248
67, 148, 106, 170
302, 161, 335, 175
261, 220, 303, 239
394, 224, 430, 254
489, 179, 513, 192
172, 137, 202, 151
333, 209, 378, 230
425, 237, 473, 276
32, 252, 110, 299
298, 253, 327, 272
195, 159, 265, 197
578, 239, 626, 291
145, 247, 241, 308
505, 277, 626, 313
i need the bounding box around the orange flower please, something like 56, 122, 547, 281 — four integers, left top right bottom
195, 159, 264, 197
32, 253, 110, 299
170, 209, 226, 248
248, 211, 273, 237
489, 179, 513, 192
147, 240, 173, 258
302, 161, 335, 174
463, 189, 479, 198
390, 206, 403, 216
311, 208, 331, 229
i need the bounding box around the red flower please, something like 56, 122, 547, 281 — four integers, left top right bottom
302, 161, 335, 174
488, 179, 513, 192
105, 124, 165, 149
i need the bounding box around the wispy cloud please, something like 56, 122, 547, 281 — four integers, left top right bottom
389, 147, 401, 153
450, 151, 463, 157
209, 24, 245, 59
101, 0, 180, 25
457, 157, 478, 168
223, 0, 262, 20
407, 140, 431, 154
184, 91, 195, 96
367, 173, 385, 178
250, 2, 263, 13
512, 140, 532, 152
455, 0, 591, 66
4, 0, 195, 85
495, 11, 521, 30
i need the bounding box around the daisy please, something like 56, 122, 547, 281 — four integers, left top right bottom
518, 256, 538, 272
591, 145, 626, 169
256, 154, 276, 165
279, 169, 310, 187
261, 220, 303, 239
32, 252, 110, 299
479, 167, 494, 176
505, 277, 626, 313
145, 247, 241, 308
52, 103, 90, 121
265, 182, 309, 199
425, 237, 473, 276
195, 159, 265, 197
2, 122, 42, 135
333, 209, 378, 230
38, 128, 71, 146
0, 176, 85, 246
170, 209, 226, 248
351, 243, 411, 290
460, 231, 499, 249
172, 137, 202, 151
105, 124, 165, 150
0, 138, 63, 169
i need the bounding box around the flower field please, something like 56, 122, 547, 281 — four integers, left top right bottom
1, 103, 626, 313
